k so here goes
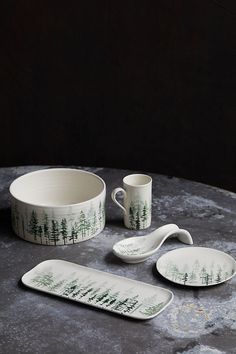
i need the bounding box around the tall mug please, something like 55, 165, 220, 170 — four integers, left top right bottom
111, 174, 152, 230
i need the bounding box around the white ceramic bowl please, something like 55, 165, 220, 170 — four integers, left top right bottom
10, 168, 106, 245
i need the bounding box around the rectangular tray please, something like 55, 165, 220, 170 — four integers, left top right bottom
22, 259, 173, 320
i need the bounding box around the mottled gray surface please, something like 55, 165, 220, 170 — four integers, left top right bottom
0, 166, 235, 354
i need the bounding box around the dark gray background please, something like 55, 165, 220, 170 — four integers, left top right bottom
0, 1, 236, 191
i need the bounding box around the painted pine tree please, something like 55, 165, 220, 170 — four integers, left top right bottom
123, 295, 139, 313
29, 210, 38, 241
61, 218, 68, 245
113, 297, 129, 312
182, 272, 188, 285
200, 267, 207, 284
50, 220, 60, 245
88, 287, 102, 302
129, 202, 135, 229
95, 289, 111, 304
38, 225, 43, 244
43, 213, 50, 245
135, 211, 141, 230
92, 211, 98, 234
69, 221, 79, 243
141, 202, 148, 228
140, 302, 164, 316
215, 266, 222, 283
32, 272, 54, 288
78, 211, 90, 239
98, 202, 104, 229
62, 279, 79, 297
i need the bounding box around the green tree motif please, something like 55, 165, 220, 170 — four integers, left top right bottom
29, 210, 38, 241
200, 267, 208, 284
62, 279, 79, 297
182, 272, 188, 285
50, 220, 60, 245
141, 202, 148, 228
129, 202, 135, 229
98, 202, 103, 228
95, 289, 111, 304
135, 211, 141, 230
61, 218, 68, 245
88, 287, 102, 302
215, 266, 222, 283
69, 222, 79, 243
43, 213, 50, 245
38, 225, 43, 244
113, 298, 129, 312
92, 211, 98, 234
78, 211, 90, 239
123, 295, 139, 313
32, 273, 54, 288
140, 302, 164, 316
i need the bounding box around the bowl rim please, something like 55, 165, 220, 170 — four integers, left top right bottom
9, 168, 106, 209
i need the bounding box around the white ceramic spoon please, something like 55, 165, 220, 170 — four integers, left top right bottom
113, 224, 193, 263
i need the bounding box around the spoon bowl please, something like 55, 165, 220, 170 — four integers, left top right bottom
113, 224, 193, 263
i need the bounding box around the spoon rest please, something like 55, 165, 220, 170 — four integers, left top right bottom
113, 224, 193, 263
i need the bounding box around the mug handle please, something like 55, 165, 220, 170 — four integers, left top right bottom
111, 188, 127, 214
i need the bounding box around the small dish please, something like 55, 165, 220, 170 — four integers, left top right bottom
156, 247, 236, 287
22, 259, 174, 320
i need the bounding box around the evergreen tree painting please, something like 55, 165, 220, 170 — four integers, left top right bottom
98, 202, 103, 228
92, 211, 98, 234
61, 218, 68, 245
129, 202, 135, 229
50, 220, 60, 245
29, 210, 38, 241
38, 225, 43, 244
135, 211, 141, 230
43, 213, 50, 245
141, 202, 148, 228
78, 211, 90, 239
182, 273, 188, 285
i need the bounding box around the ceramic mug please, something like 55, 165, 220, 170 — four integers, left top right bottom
111, 174, 152, 230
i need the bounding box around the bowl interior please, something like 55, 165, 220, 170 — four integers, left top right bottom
10, 169, 105, 206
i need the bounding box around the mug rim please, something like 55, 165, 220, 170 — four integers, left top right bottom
9, 168, 106, 209
123, 174, 152, 187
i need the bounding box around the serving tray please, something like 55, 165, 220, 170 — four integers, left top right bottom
22, 259, 173, 320
156, 247, 236, 287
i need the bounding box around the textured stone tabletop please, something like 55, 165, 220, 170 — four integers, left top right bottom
0, 166, 236, 354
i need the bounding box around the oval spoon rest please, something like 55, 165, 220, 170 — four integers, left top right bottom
113, 224, 193, 263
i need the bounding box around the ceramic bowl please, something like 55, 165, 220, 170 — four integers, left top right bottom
10, 168, 106, 245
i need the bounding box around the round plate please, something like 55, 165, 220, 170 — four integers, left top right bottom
156, 247, 236, 287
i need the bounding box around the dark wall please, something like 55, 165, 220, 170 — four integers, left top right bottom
1, 1, 236, 191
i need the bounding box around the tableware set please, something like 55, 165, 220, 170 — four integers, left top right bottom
9, 168, 236, 320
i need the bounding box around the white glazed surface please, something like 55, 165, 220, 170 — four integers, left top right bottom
10, 169, 106, 245
22, 259, 174, 320
156, 247, 236, 287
